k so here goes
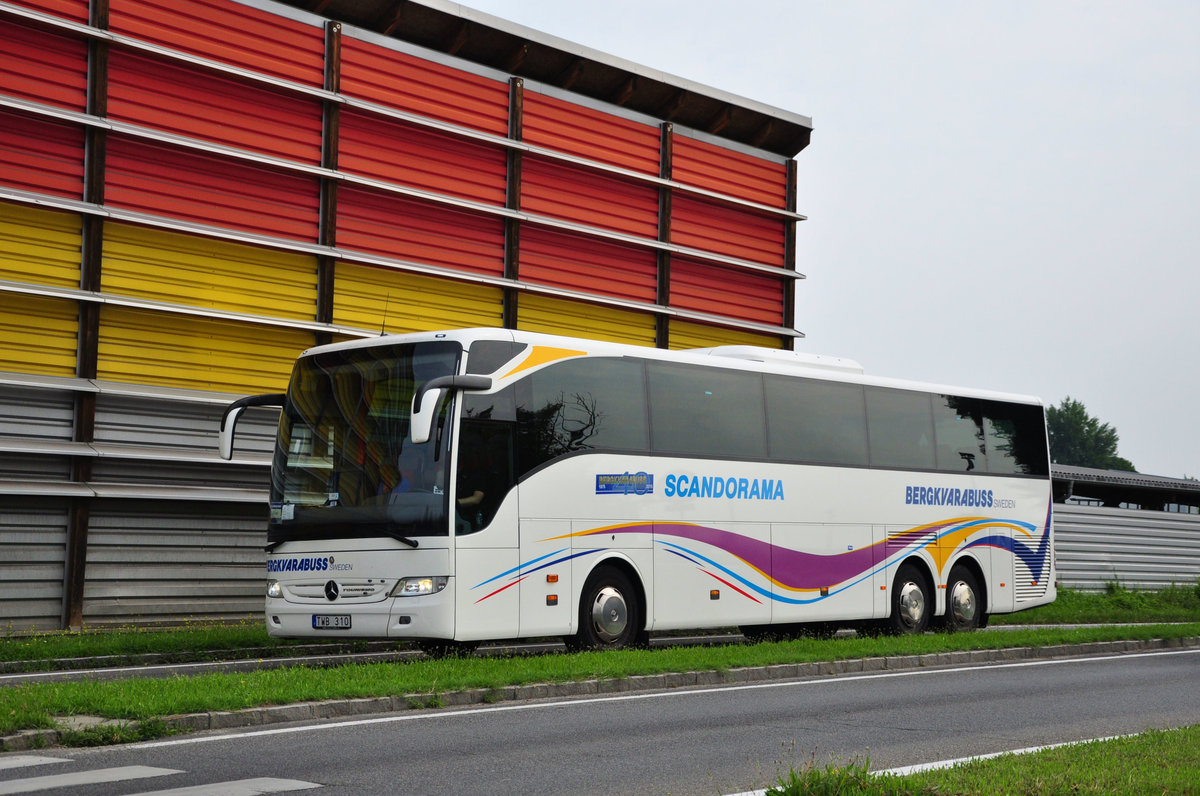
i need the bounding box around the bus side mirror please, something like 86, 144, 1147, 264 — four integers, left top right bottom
219, 393, 285, 460
410, 375, 492, 444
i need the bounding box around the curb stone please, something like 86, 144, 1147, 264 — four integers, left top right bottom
3, 636, 1197, 751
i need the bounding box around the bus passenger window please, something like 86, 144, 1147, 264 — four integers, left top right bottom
932, 395, 987, 472
866, 388, 935, 470
765, 376, 867, 465
648, 363, 766, 459
981, 401, 1049, 476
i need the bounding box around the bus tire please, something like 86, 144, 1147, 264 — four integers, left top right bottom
566, 566, 643, 651
942, 565, 985, 632
886, 563, 931, 634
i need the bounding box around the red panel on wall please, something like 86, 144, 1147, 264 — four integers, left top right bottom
1, 22, 88, 111
108, 0, 324, 86
107, 51, 323, 164
521, 156, 658, 239
519, 226, 657, 304
339, 36, 508, 136
9, 0, 88, 22
0, 110, 84, 198
672, 133, 788, 208
105, 135, 319, 241
338, 187, 504, 277
523, 91, 660, 175
670, 257, 785, 326
671, 194, 785, 268
339, 110, 506, 206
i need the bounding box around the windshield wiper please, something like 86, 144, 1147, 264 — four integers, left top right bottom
385, 527, 420, 548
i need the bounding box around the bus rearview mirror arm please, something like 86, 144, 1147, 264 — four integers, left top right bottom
410, 375, 493, 445
219, 393, 286, 460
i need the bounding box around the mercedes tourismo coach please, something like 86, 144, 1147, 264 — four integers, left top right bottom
219, 328, 1055, 651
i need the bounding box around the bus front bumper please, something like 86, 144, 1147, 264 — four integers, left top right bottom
265, 592, 456, 639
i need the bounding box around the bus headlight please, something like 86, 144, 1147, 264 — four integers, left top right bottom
391, 576, 448, 597
266, 580, 283, 598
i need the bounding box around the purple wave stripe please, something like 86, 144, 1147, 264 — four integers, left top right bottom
505, 506, 1053, 607
600, 522, 955, 592
658, 540, 857, 605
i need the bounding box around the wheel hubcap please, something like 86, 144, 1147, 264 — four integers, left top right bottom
897, 581, 926, 628
950, 580, 976, 625
591, 586, 628, 642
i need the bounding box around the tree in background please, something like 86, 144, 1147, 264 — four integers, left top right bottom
1046, 397, 1136, 472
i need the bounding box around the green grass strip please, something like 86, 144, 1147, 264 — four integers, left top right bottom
766, 725, 1200, 795
2, 623, 1197, 737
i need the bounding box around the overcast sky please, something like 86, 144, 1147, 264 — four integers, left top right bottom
462, 0, 1199, 479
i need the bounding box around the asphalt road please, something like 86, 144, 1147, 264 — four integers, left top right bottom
2, 647, 1198, 795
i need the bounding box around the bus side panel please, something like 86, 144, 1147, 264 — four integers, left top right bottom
987, 529, 1016, 615
651, 522, 771, 631
454, 547, 521, 640
455, 498, 522, 641
768, 523, 879, 624
517, 519, 576, 638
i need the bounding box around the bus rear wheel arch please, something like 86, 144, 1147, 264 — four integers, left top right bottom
565, 564, 647, 651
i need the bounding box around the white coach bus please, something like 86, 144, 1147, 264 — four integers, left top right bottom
219, 328, 1054, 651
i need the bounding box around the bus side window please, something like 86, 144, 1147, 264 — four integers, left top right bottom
932, 395, 987, 473
765, 376, 867, 466
648, 363, 766, 459
981, 401, 1049, 476
866, 387, 935, 470
515, 357, 648, 474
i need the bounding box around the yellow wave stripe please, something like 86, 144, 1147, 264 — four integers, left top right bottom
500, 345, 587, 379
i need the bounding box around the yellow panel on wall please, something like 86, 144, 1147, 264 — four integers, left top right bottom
98, 307, 312, 394
0, 292, 77, 376
0, 202, 81, 288
518, 294, 656, 346
669, 319, 783, 351
333, 263, 503, 333
103, 223, 318, 321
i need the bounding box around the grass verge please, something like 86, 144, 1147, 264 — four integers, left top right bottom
0, 620, 374, 668
1, 623, 1197, 742
767, 725, 1200, 795
3, 586, 1198, 667
993, 583, 1200, 625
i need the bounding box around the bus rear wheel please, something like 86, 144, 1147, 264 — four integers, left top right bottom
942, 565, 985, 632
885, 563, 931, 634
566, 566, 644, 651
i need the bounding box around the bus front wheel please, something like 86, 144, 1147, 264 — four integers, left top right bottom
566, 566, 645, 651
886, 563, 931, 634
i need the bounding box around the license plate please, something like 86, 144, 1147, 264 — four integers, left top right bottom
312, 614, 351, 630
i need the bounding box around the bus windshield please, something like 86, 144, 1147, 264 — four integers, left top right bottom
268, 340, 461, 545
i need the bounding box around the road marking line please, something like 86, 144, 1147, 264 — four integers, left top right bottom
0, 758, 67, 772
722, 733, 1140, 795
877, 733, 1131, 775
0, 765, 181, 795
125, 647, 1200, 751
123, 776, 321, 795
